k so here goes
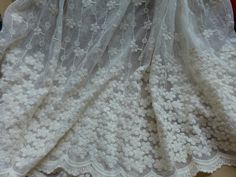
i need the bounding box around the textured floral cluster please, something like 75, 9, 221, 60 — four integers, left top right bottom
0, 0, 236, 177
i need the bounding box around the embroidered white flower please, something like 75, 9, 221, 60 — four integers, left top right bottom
49, 4, 58, 15
74, 47, 86, 57
130, 40, 141, 52
65, 18, 76, 29
33, 26, 42, 35
90, 23, 100, 32
144, 20, 152, 29
82, 0, 96, 8
107, 1, 118, 10
132, 0, 145, 6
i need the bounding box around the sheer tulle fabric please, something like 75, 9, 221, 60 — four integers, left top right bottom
0, 0, 236, 177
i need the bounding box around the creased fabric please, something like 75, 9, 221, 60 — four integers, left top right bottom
0, 0, 236, 177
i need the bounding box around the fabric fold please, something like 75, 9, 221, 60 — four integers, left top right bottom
0, 0, 236, 177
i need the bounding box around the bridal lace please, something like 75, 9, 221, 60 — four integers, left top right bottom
0, 0, 236, 177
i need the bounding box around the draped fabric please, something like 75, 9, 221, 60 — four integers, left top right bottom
0, 0, 236, 177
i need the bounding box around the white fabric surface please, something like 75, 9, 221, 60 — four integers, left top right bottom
0, 0, 236, 177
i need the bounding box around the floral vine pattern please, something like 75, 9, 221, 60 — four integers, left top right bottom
0, 0, 236, 177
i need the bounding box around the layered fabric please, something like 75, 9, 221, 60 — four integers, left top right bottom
0, 0, 236, 177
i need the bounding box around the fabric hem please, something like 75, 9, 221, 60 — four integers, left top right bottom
29, 152, 236, 177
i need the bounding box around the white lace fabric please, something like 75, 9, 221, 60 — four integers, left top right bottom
0, 0, 236, 177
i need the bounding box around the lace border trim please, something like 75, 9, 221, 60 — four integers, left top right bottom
24, 152, 236, 177
1, 152, 236, 177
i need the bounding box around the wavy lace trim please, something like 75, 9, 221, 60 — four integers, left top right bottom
25, 152, 236, 177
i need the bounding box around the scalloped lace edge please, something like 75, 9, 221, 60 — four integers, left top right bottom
25, 152, 236, 177
1, 152, 236, 177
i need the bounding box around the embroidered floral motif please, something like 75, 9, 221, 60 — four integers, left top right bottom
65, 18, 76, 29
33, 27, 42, 35
0, 1, 236, 177
74, 47, 86, 57
130, 40, 141, 52
49, 4, 58, 15
82, 0, 96, 8
106, 1, 118, 10
90, 23, 100, 33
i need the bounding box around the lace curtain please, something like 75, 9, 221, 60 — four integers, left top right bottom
0, 0, 236, 177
